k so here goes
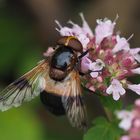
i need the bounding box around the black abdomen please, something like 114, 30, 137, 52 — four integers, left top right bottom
40, 91, 65, 116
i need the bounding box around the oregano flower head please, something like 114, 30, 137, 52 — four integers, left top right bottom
48, 13, 140, 101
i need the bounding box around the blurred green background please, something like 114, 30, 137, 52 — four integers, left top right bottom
0, 0, 140, 140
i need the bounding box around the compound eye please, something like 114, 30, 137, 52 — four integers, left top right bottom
57, 36, 83, 53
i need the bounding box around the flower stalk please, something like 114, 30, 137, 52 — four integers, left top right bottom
104, 107, 113, 122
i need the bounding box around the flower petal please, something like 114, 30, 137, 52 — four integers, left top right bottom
116, 110, 132, 119
77, 34, 90, 49
106, 85, 113, 95
116, 110, 133, 131
133, 118, 140, 128
112, 35, 130, 53
119, 87, 126, 95
119, 118, 132, 131
90, 72, 99, 78
127, 84, 140, 95
113, 91, 120, 101
135, 99, 140, 107
81, 56, 92, 73
59, 27, 73, 36
131, 67, 140, 74
68, 20, 83, 35
95, 18, 115, 44
130, 48, 140, 63
79, 13, 93, 37
89, 59, 105, 71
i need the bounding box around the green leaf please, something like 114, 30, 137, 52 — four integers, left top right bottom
84, 117, 122, 140
99, 95, 123, 112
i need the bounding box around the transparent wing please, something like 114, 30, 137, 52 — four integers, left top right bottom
0, 60, 48, 111
61, 70, 88, 129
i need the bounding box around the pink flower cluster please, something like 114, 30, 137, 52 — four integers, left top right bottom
48, 13, 140, 101
117, 99, 140, 140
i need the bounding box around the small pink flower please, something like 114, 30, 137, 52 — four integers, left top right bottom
130, 48, 140, 63
97, 76, 103, 83
118, 99, 140, 140
95, 18, 115, 45
135, 99, 140, 107
127, 84, 140, 95
133, 119, 140, 128
116, 110, 134, 131
89, 59, 105, 78
81, 57, 105, 78
89, 59, 105, 71
112, 35, 130, 53
106, 79, 126, 100
131, 68, 140, 75
121, 136, 130, 140
81, 56, 92, 73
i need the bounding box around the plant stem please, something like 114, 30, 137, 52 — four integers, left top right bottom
103, 107, 113, 122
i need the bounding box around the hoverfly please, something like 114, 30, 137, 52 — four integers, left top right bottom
0, 36, 89, 129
